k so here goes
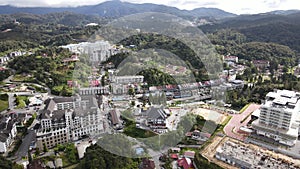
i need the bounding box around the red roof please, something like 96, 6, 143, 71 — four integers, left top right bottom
141, 158, 155, 169
90, 80, 100, 87
63, 55, 79, 63
170, 153, 179, 159
185, 132, 192, 137
177, 158, 194, 169
201, 132, 211, 138
184, 151, 195, 158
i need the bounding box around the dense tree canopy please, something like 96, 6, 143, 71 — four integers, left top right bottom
76, 144, 141, 169
0, 156, 23, 169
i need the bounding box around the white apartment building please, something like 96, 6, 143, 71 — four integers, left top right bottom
79, 87, 109, 95
0, 56, 9, 64
46, 97, 80, 111
61, 41, 119, 63
252, 90, 300, 146
112, 75, 144, 84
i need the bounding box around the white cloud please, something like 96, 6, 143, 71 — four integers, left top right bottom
0, 0, 299, 14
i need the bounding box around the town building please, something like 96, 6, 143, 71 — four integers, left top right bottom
0, 56, 9, 64
111, 83, 128, 95
63, 54, 79, 64
142, 107, 169, 133
78, 87, 109, 95
252, 60, 270, 70
45, 97, 80, 111
185, 130, 211, 143
148, 80, 218, 100
109, 75, 144, 95
36, 95, 103, 149
108, 109, 122, 128
0, 116, 17, 153
183, 150, 195, 159
220, 80, 245, 91
0, 51, 29, 64
177, 157, 194, 169
139, 158, 156, 169
112, 75, 144, 84
61, 41, 120, 64
252, 90, 300, 146
223, 55, 238, 63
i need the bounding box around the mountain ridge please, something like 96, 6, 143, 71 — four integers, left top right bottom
199, 11, 300, 52
0, 1, 236, 19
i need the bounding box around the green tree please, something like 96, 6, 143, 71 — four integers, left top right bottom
128, 87, 135, 96
43, 143, 48, 153
28, 151, 32, 163
131, 101, 135, 107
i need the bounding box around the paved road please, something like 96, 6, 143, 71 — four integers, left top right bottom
2, 75, 14, 83
223, 104, 260, 141
3, 74, 53, 97
7, 93, 15, 110
167, 108, 186, 131
14, 130, 36, 161
1, 73, 52, 115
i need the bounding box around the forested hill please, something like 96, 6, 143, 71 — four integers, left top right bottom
0, 12, 106, 26
0, 12, 106, 53
200, 12, 300, 52
0, 1, 236, 20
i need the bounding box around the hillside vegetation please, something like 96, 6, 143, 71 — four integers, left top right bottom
200, 12, 300, 53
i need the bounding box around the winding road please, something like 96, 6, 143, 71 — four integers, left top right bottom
223, 103, 260, 141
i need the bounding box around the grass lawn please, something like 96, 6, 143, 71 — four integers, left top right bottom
60, 153, 73, 167
0, 94, 9, 112
0, 99, 8, 112
12, 74, 34, 82
64, 164, 78, 169
194, 153, 223, 169
123, 122, 157, 138
239, 103, 250, 113
30, 84, 47, 93
16, 100, 26, 109
16, 96, 28, 109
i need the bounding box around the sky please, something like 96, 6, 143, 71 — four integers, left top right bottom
0, 0, 299, 14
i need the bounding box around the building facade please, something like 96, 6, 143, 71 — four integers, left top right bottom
36, 96, 103, 149
0, 116, 17, 153
252, 90, 300, 146
61, 41, 121, 64
112, 75, 144, 84
79, 87, 109, 95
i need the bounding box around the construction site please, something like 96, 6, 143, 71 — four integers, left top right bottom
202, 136, 300, 169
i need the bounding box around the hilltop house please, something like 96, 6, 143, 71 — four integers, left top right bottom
223, 55, 239, 63
252, 60, 270, 70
